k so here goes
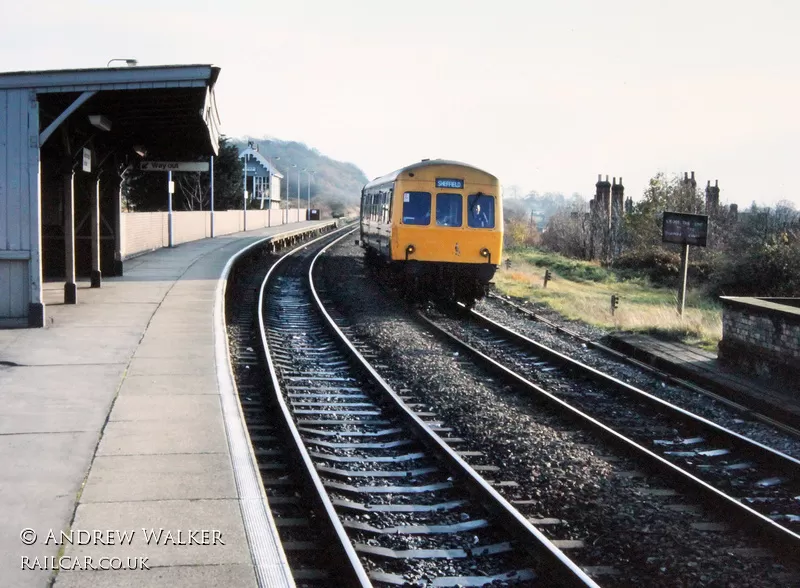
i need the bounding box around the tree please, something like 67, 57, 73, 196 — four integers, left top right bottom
622, 173, 704, 253
123, 135, 243, 211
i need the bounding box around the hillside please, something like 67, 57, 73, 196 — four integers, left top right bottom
234, 137, 367, 216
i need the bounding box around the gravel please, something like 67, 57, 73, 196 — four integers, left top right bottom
474, 295, 800, 461
314, 238, 800, 588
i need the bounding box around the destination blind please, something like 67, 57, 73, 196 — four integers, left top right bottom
435, 178, 464, 189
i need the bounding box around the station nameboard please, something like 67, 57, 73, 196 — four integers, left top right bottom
662, 211, 709, 247
140, 161, 210, 172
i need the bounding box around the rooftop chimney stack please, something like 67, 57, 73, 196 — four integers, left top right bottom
705, 178, 720, 214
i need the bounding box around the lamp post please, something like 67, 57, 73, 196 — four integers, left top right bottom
303, 169, 315, 219
296, 168, 301, 216
242, 152, 248, 231
284, 166, 290, 224
289, 164, 298, 222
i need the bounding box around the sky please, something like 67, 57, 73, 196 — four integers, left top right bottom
1, 0, 798, 207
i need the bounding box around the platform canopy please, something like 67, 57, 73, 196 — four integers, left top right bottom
0, 64, 223, 327
0, 64, 221, 157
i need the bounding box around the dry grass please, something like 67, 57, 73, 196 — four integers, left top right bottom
495, 251, 722, 351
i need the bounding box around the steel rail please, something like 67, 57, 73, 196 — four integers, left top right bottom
487, 292, 800, 438
415, 310, 800, 555
466, 305, 800, 478
257, 224, 373, 588
311, 230, 601, 588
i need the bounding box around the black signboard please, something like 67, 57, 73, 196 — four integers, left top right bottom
662, 212, 708, 247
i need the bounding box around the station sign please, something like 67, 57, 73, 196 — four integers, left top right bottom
82, 148, 91, 173
140, 161, 210, 172
662, 211, 709, 247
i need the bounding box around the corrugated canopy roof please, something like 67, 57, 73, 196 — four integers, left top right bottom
1, 64, 221, 157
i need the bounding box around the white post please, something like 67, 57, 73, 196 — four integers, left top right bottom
296, 170, 300, 219
63, 170, 77, 304
306, 171, 312, 219
91, 174, 101, 287
210, 155, 215, 238
243, 154, 248, 231
167, 170, 174, 247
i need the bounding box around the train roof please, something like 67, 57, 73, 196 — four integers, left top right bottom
364, 159, 497, 190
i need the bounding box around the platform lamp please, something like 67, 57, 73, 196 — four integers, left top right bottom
303, 169, 315, 219
289, 164, 298, 221
106, 58, 138, 67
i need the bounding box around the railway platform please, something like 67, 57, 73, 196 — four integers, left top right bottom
607, 332, 800, 427
0, 220, 335, 588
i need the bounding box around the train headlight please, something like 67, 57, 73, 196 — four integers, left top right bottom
406, 244, 416, 254
480, 248, 490, 258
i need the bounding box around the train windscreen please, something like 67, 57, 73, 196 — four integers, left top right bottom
402, 192, 431, 225
467, 194, 495, 228
436, 193, 463, 227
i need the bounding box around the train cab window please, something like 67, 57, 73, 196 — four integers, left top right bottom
402, 192, 431, 225
436, 193, 463, 227
467, 193, 495, 228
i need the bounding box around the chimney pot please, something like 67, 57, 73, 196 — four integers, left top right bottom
597, 174, 601, 182
613, 177, 616, 185
715, 180, 718, 187
691, 171, 695, 180
605, 175, 609, 182
684, 172, 688, 180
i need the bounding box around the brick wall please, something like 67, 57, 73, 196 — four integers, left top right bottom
719, 297, 800, 385
121, 209, 299, 258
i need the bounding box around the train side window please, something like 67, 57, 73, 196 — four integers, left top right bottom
402, 192, 431, 225
467, 194, 495, 228
388, 190, 393, 223
436, 193, 463, 227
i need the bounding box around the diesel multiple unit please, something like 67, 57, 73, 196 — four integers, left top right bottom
359, 159, 503, 305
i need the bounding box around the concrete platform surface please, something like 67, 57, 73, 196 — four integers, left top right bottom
0, 222, 334, 588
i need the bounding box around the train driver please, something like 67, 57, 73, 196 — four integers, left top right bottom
471, 203, 490, 228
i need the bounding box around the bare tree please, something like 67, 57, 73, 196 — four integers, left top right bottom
178, 172, 209, 211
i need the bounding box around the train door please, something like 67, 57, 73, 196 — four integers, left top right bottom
359, 189, 367, 242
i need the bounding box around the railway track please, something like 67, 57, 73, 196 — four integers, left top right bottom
417, 304, 800, 549
226, 227, 353, 586
256, 228, 599, 587
305, 238, 800, 585
485, 292, 800, 438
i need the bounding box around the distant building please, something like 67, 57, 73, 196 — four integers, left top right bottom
239, 146, 283, 209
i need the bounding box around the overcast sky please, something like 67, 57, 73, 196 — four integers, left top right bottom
2, 0, 797, 207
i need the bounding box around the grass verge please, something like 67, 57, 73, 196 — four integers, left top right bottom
495, 248, 722, 352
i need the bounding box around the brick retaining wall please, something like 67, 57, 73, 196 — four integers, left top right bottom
718, 297, 800, 388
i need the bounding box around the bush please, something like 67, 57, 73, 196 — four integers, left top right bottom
710, 240, 800, 296
613, 249, 712, 287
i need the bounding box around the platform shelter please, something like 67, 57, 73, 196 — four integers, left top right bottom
0, 64, 221, 327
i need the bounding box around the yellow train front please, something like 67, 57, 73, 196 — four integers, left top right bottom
359, 159, 503, 305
